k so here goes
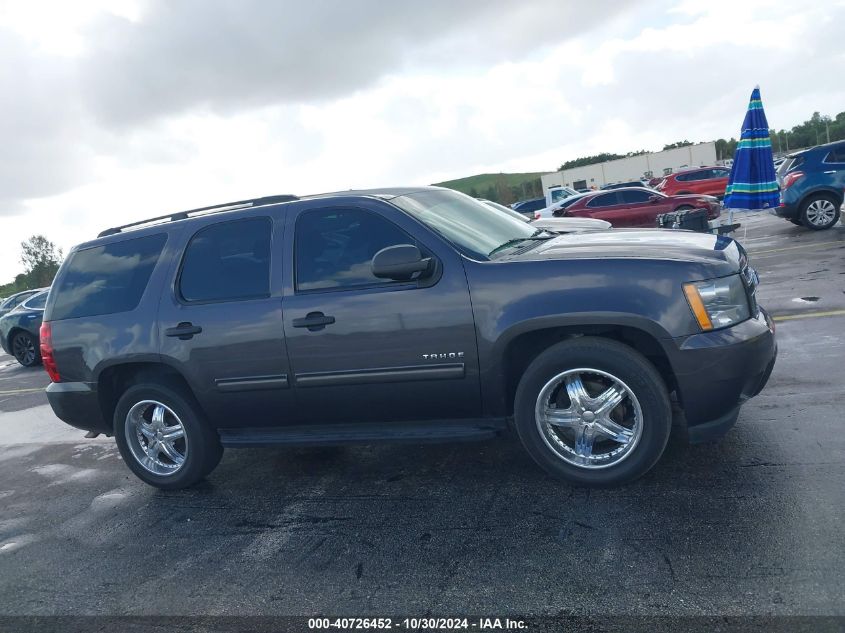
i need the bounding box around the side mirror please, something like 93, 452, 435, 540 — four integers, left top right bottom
649, 195, 661, 203
372, 244, 431, 281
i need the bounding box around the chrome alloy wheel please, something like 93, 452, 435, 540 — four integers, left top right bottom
805, 199, 837, 227
535, 368, 643, 469
125, 400, 188, 476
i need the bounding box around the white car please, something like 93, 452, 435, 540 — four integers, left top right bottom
535, 192, 593, 219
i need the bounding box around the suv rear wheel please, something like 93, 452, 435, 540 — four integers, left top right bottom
114, 383, 223, 489
514, 337, 671, 486
800, 193, 840, 230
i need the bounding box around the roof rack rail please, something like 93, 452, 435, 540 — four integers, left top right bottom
97, 194, 299, 238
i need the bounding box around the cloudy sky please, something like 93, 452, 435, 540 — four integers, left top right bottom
1, 0, 843, 280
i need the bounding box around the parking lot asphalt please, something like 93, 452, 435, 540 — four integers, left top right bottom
0, 213, 843, 618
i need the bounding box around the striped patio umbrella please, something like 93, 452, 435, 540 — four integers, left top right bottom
723, 87, 779, 212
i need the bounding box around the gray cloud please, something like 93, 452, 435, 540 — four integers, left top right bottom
0, 30, 94, 210
1, 0, 634, 213
79, 0, 631, 127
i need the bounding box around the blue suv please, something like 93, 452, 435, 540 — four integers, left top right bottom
774, 141, 845, 230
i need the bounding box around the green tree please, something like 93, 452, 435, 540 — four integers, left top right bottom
495, 174, 516, 205
20, 235, 63, 288
662, 140, 694, 150
559, 152, 624, 171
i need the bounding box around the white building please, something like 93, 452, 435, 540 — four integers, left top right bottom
541, 142, 718, 191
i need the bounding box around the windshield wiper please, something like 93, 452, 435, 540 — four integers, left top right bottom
488, 233, 553, 257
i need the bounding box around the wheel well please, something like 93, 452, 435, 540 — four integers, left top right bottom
802, 190, 844, 206
502, 326, 678, 415
5, 327, 30, 349
97, 362, 198, 429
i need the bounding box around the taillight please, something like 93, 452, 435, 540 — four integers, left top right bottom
39, 322, 60, 382
534, 210, 541, 220
782, 171, 804, 190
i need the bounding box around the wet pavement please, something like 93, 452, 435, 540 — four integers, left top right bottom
0, 213, 843, 618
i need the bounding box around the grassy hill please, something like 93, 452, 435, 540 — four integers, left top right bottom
433, 172, 545, 204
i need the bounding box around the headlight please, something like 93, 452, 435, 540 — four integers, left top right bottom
683, 274, 750, 331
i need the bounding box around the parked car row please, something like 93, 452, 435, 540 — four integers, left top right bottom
543, 188, 721, 228
0, 288, 49, 366
0, 288, 43, 317
479, 199, 611, 233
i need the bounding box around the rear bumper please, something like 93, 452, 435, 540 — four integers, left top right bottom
668, 308, 777, 441
772, 203, 799, 219
46, 382, 111, 434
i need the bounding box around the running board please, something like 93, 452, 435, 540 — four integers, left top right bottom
218, 419, 507, 448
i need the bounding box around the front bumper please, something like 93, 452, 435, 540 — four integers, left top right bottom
46, 382, 111, 434
667, 308, 777, 441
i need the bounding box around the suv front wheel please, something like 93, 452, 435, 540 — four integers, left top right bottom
514, 337, 671, 486
114, 383, 223, 489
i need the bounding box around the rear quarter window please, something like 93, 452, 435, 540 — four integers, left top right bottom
178, 217, 271, 303
824, 146, 845, 163
49, 233, 167, 321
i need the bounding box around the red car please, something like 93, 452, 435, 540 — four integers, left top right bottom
655, 166, 731, 198
552, 187, 721, 228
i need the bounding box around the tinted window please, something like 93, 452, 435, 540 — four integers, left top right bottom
675, 171, 700, 182
51, 233, 167, 321
2, 295, 22, 310
179, 218, 271, 303
824, 146, 845, 163
9, 292, 36, 309
586, 193, 619, 208
24, 292, 48, 310
559, 194, 589, 209
712, 168, 730, 178
619, 189, 652, 203
296, 208, 414, 291
777, 155, 804, 177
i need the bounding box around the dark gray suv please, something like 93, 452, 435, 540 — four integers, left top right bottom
42, 188, 776, 489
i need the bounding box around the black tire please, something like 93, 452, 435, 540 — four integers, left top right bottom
114, 382, 223, 490
11, 331, 40, 367
800, 193, 841, 230
514, 337, 671, 486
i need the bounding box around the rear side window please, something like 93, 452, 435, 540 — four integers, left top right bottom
586, 193, 619, 208
777, 155, 804, 177
50, 233, 167, 321
619, 189, 652, 203
824, 146, 845, 163
23, 292, 48, 310
179, 218, 271, 303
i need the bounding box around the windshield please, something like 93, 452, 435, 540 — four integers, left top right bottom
558, 193, 591, 209
392, 189, 541, 259
480, 199, 531, 223
549, 187, 577, 204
